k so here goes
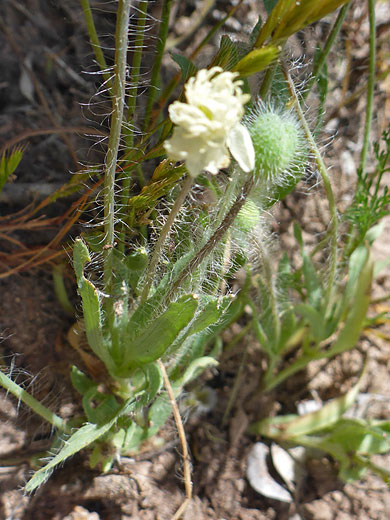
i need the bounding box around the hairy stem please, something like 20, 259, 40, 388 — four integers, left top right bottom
126, 0, 148, 124
141, 175, 194, 302
167, 176, 255, 300
119, 0, 149, 253
0, 370, 68, 432
103, 0, 131, 308
360, 0, 376, 171
285, 69, 338, 311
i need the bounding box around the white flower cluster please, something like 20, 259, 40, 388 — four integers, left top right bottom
164, 67, 254, 177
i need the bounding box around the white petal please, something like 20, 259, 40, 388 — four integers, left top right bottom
165, 68, 252, 177
227, 123, 255, 173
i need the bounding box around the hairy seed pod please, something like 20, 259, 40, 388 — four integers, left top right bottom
248, 105, 301, 182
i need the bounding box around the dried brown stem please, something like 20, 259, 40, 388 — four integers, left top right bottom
157, 359, 192, 518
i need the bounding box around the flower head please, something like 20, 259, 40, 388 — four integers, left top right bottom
164, 67, 254, 177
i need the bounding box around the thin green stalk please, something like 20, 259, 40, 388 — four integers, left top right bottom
259, 59, 278, 100
125, 0, 148, 131
303, 2, 350, 100
141, 175, 194, 302
119, 0, 149, 253
166, 176, 255, 301
214, 173, 243, 228
285, 69, 338, 311
103, 0, 132, 308
360, 0, 376, 171
52, 264, 75, 315
80, 0, 112, 94
143, 0, 173, 130
0, 370, 68, 432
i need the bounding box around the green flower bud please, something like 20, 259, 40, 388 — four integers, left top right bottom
248, 105, 301, 182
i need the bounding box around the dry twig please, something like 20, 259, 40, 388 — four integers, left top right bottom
157, 359, 192, 519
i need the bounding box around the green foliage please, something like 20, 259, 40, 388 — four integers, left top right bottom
251, 369, 364, 438
236, 199, 261, 233
0, 146, 25, 193
25, 397, 138, 492
118, 294, 199, 372
232, 46, 279, 77
73, 239, 113, 372
1, 0, 386, 494
252, 240, 373, 392
254, 0, 351, 47
210, 35, 241, 70
170, 52, 198, 81
345, 125, 390, 251
250, 372, 390, 483
263, 0, 279, 15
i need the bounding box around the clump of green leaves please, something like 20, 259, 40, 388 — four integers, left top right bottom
0, 146, 25, 193
250, 371, 390, 483
242, 0, 390, 489
249, 232, 373, 393
345, 125, 390, 254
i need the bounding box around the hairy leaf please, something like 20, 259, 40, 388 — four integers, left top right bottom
118, 294, 199, 372
73, 239, 112, 370
25, 398, 136, 492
